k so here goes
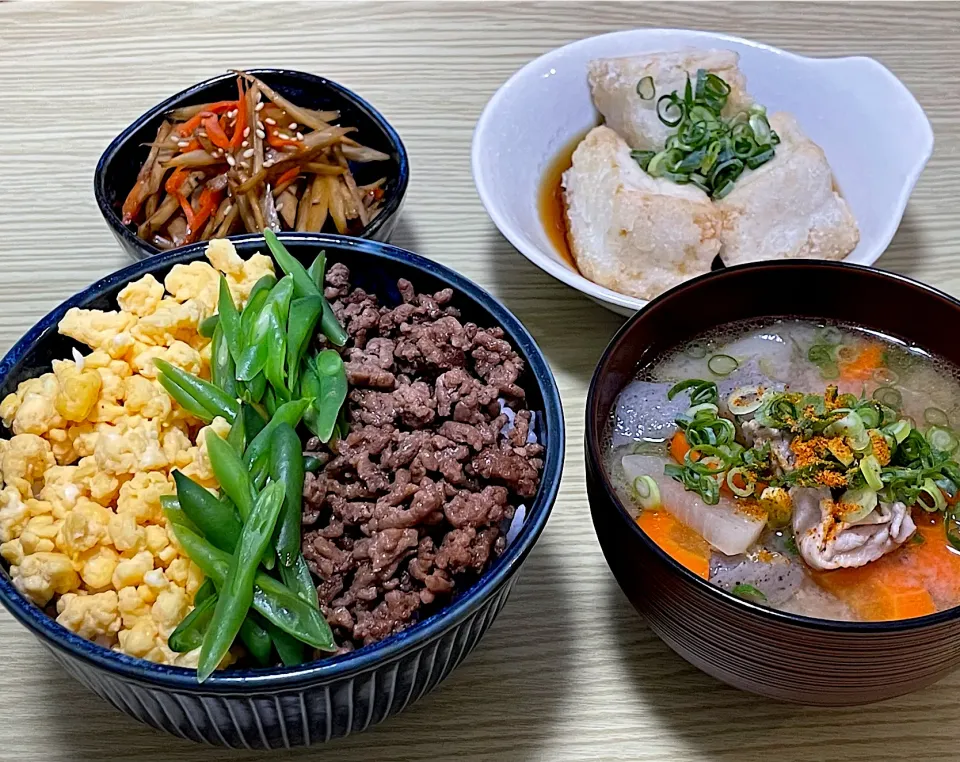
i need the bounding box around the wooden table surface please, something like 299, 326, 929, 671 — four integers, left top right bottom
1, 2, 959, 760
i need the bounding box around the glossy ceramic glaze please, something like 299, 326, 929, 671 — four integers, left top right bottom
0, 234, 563, 746
473, 29, 933, 316
95, 71, 409, 260
585, 260, 960, 705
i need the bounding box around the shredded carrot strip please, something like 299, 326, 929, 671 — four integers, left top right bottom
177, 113, 205, 137
276, 167, 301, 187
203, 115, 231, 150
229, 77, 248, 150
164, 167, 188, 196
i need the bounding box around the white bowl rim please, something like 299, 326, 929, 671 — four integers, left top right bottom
472, 28, 934, 314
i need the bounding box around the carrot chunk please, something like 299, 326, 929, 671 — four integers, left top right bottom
669, 431, 691, 464
637, 509, 711, 579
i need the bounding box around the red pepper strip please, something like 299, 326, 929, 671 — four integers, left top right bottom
203, 114, 231, 150
267, 130, 300, 149
275, 166, 300, 187
229, 77, 248, 150
184, 187, 224, 244
164, 167, 189, 195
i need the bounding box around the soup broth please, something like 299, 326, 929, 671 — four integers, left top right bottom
606, 318, 960, 622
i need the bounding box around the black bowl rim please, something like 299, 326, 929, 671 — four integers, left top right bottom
586, 258, 960, 633
0, 232, 564, 690
93, 68, 410, 258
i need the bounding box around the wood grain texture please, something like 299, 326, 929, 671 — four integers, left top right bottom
0, 1, 959, 759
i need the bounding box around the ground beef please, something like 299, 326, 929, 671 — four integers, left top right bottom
302, 265, 545, 650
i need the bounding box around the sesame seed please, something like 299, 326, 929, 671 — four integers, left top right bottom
263, 159, 275, 168
243, 148, 255, 158
264, 117, 277, 125
223, 203, 233, 215
240, 160, 250, 170
198, 131, 206, 137
227, 109, 237, 118
178, 140, 190, 148
241, 140, 249, 148
243, 126, 250, 138
288, 122, 298, 131
256, 129, 266, 139
255, 101, 265, 111
296, 132, 304, 141
226, 154, 236, 167
169, 134, 180, 142
278, 133, 291, 141
276, 202, 283, 211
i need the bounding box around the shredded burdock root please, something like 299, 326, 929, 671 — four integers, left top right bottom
121, 71, 391, 249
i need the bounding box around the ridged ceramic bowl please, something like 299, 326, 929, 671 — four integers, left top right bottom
0, 234, 564, 746
473, 29, 933, 316
585, 260, 960, 706
95, 70, 409, 260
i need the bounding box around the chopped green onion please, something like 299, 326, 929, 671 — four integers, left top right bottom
856, 404, 881, 429
727, 386, 765, 415
707, 354, 739, 376
884, 419, 912, 444
684, 342, 708, 359
807, 344, 833, 366
686, 403, 719, 418
872, 386, 902, 410
835, 344, 859, 364
927, 426, 959, 454
636, 76, 655, 100
839, 488, 877, 523
656, 93, 685, 127
873, 368, 899, 385
630, 150, 656, 172
924, 407, 950, 427
819, 361, 839, 380
632, 475, 661, 509
860, 454, 884, 490
731, 583, 767, 603
917, 478, 946, 512
818, 326, 843, 345
749, 112, 772, 145
726, 467, 755, 497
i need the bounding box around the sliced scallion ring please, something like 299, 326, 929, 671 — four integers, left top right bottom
849, 429, 872, 452
839, 488, 878, 523
924, 407, 950, 428
707, 354, 739, 377
818, 326, 843, 345
872, 386, 902, 410
884, 419, 911, 444
686, 402, 719, 418
917, 477, 946, 512
636, 76, 656, 100
856, 404, 881, 429
859, 454, 884, 491
684, 341, 708, 359
632, 475, 661, 509
630, 150, 656, 172
835, 344, 859, 364
726, 467, 755, 497
927, 426, 959, 454
727, 386, 765, 415
807, 344, 833, 366
819, 361, 839, 380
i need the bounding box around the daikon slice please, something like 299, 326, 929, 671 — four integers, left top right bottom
621, 455, 767, 555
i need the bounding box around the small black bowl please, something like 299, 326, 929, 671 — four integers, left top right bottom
95, 70, 409, 260
0, 234, 563, 746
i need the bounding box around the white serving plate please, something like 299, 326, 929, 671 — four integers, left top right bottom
472, 29, 934, 316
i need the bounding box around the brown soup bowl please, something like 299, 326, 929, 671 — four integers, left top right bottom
585, 260, 960, 706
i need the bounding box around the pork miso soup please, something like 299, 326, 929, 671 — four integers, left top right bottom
607, 319, 960, 621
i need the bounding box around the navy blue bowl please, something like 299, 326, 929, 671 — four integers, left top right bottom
95, 70, 409, 261
0, 234, 563, 747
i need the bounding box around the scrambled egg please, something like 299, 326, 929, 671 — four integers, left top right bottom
0, 241, 273, 666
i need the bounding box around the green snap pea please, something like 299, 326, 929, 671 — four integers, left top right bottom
194, 578, 216, 605
199, 314, 219, 338
270, 423, 305, 567
280, 553, 320, 610
210, 323, 238, 400
226, 405, 246, 452
155, 359, 239, 423
286, 296, 323, 394
217, 276, 243, 363
244, 398, 312, 475
307, 250, 326, 291
265, 620, 305, 666
173, 470, 242, 553
263, 230, 347, 347
237, 276, 294, 382
169, 523, 334, 651
156, 373, 215, 423
197, 481, 286, 682
304, 350, 347, 443
159, 495, 199, 534
168, 593, 218, 652
243, 403, 267, 443
243, 372, 267, 405
263, 386, 279, 418
239, 612, 273, 667
206, 432, 255, 521
264, 307, 289, 400
245, 274, 277, 309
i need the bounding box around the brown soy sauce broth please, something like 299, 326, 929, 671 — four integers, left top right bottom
605, 317, 960, 621
537, 130, 589, 272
